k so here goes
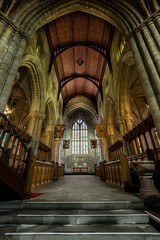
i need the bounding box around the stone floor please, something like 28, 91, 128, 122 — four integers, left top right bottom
31, 175, 142, 202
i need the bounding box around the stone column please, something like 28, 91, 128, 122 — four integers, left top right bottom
116, 117, 126, 136
129, 14, 160, 137
53, 138, 62, 163
41, 123, 55, 162
116, 116, 132, 155
124, 114, 134, 132
102, 137, 109, 162
106, 123, 115, 147
0, 13, 28, 113
27, 111, 45, 155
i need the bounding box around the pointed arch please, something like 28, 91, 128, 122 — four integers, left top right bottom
45, 98, 57, 127
12, 0, 146, 38
20, 54, 45, 113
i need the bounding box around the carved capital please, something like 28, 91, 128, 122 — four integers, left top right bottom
28, 111, 45, 120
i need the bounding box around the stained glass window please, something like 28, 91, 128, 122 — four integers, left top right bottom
72, 119, 88, 154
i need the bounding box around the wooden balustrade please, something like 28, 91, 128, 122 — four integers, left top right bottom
95, 116, 160, 192
31, 160, 54, 189
108, 140, 123, 161
104, 160, 124, 189
0, 113, 33, 199
0, 113, 31, 176
123, 115, 160, 160
37, 141, 51, 162
32, 162, 64, 190
58, 165, 64, 178
95, 165, 100, 177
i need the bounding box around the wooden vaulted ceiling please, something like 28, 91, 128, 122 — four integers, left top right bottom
45, 11, 115, 107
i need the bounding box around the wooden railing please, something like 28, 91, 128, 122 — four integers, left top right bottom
37, 141, 51, 162
123, 115, 160, 160
0, 113, 33, 198
95, 159, 125, 190
53, 162, 64, 180
58, 165, 64, 178
95, 116, 160, 192
108, 140, 123, 161
95, 165, 100, 177
95, 161, 107, 180
32, 160, 54, 189
104, 160, 123, 189
0, 113, 65, 197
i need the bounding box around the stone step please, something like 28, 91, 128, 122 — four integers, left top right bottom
0, 209, 149, 225
1, 223, 160, 240
3, 232, 160, 240
1, 223, 157, 233
0, 200, 144, 210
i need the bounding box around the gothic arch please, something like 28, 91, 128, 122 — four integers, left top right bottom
10, 0, 149, 37
63, 96, 97, 122
115, 50, 135, 118
20, 54, 45, 113
45, 98, 57, 126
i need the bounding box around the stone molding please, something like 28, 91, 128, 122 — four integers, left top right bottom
128, 10, 160, 37
116, 114, 134, 125
0, 11, 29, 41
28, 111, 45, 120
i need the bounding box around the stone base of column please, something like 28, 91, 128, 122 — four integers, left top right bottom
139, 175, 160, 199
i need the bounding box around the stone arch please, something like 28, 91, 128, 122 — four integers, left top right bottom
45, 98, 57, 126
104, 97, 118, 146
115, 50, 136, 118
105, 97, 116, 124
40, 98, 57, 146
63, 96, 97, 123
115, 49, 149, 133
20, 54, 45, 113
11, 0, 146, 37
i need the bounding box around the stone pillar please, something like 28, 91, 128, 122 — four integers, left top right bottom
116, 117, 126, 136
102, 138, 109, 162
116, 116, 133, 155
125, 114, 134, 132
53, 138, 62, 163
129, 15, 160, 137
27, 111, 45, 155
0, 13, 28, 112
41, 124, 55, 162
106, 123, 115, 147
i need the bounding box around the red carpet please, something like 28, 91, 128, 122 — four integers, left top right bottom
30, 193, 44, 198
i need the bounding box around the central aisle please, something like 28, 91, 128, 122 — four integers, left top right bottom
31, 175, 142, 202
2, 176, 160, 240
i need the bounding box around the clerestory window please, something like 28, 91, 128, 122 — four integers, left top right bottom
72, 119, 88, 154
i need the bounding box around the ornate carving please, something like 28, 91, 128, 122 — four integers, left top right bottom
76, 58, 84, 66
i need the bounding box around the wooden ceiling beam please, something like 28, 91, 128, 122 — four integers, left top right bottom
48, 42, 112, 73
58, 74, 103, 101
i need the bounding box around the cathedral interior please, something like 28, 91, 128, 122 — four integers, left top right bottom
0, 0, 160, 239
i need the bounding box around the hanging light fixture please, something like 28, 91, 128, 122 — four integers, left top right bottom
4, 97, 16, 116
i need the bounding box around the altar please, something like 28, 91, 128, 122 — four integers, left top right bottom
72, 156, 90, 173
72, 166, 90, 173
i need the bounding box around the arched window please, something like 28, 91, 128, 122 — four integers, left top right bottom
72, 119, 88, 154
